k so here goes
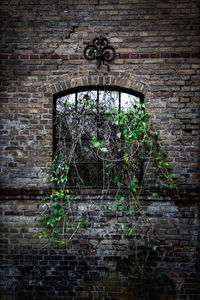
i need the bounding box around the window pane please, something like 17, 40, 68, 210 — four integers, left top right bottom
99, 90, 119, 112
121, 92, 140, 110
68, 163, 102, 187
81, 115, 97, 138
73, 140, 97, 162
77, 90, 97, 113
98, 113, 116, 141
55, 114, 97, 141
56, 93, 75, 113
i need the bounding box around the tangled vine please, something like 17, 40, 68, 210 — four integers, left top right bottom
35, 90, 180, 247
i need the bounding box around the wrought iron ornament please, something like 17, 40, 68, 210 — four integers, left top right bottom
84, 36, 116, 71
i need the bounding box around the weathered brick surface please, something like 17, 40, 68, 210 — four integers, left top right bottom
0, 0, 199, 189
0, 1, 200, 299
0, 191, 199, 300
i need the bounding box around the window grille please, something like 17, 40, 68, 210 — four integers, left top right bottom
53, 86, 143, 188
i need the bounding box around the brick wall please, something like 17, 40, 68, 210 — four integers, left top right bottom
0, 0, 199, 189
0, 191, 199, 300
0, 1, 199, 299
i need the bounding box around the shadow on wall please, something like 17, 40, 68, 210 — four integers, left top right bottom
0, 228, 180, 300
0, 252, 177, 300
13, 270, 176, 300
80, 253, 177, 300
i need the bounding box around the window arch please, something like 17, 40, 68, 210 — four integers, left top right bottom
53, 86, 144, 188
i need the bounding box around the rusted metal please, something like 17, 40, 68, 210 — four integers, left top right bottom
84, 36, 116, 71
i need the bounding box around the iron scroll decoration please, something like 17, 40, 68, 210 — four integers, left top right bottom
84, 36, 116, 71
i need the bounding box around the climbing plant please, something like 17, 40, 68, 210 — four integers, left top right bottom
35, 91, 180, 247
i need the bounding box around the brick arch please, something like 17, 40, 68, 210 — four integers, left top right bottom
43, 72, 150, 97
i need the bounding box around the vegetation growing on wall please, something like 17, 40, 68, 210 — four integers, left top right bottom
35, 91, 180, 247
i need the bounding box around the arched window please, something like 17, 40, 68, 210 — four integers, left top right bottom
53, 87, 144, 188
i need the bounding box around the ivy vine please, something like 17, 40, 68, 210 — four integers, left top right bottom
35, 91, 180, 247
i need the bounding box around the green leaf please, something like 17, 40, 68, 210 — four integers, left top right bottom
66, 101, 72, 106
79, 220, 85, 228
123, 154, 129, 164
121, 224, 126, 230
113, 177, 122, 187
94, 141, 101, 148
154, 130, 158, 136
117, 132, 121, 139
128, 229, 134, 237
131, 206, 137, 211
134, 178, 139, 184
120, 119, 124, 125
100, 147, 108, 153
130, 184, 136, 192
152, 192, 159, 198
118, 206, 124, 211
164, 162, 171, 169
126, 210, 132, 215
119, 197, 125, 203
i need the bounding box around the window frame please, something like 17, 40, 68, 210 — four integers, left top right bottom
53, 86, 144, 188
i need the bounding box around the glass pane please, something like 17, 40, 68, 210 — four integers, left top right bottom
73, 140, 98, 162
77, 90, 97, 113
81, 115, 97, 138
98, 114, 116, 141
99, 90, 119, 113
56, 115, 96, 141
56, 93, 75, 113
68, 163, 102, 187
121, 93, 140, 110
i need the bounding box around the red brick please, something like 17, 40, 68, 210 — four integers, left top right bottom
130, 54, 139, 59
30, 55, 39, 59
119, 53, 129, 58
161, 53, 170, 58
140, 54, 150, 58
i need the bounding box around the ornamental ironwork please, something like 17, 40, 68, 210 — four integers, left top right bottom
84, 36, 116, 71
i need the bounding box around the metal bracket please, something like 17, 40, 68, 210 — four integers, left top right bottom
84, 36, 116, 71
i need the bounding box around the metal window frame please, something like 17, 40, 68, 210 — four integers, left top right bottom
53, 86, 144, 188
